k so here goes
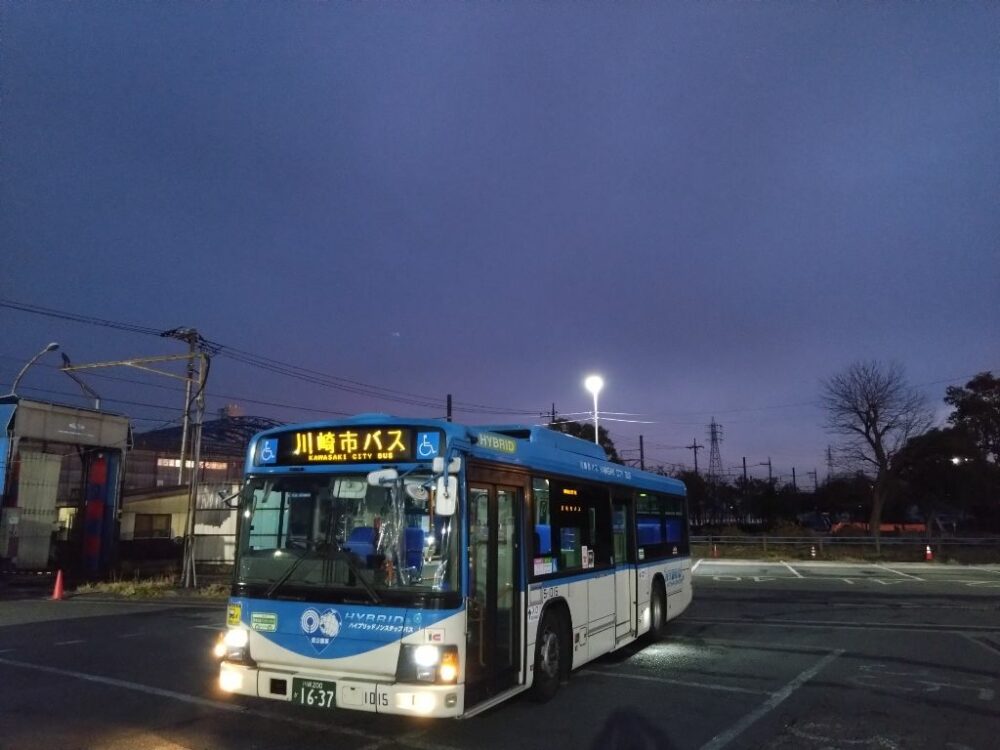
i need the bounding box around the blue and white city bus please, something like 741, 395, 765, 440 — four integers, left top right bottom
216, 414, 692, 718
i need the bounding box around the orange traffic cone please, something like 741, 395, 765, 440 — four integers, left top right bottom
712, 543, 718, 558
925, 545, 933, 562
51, 569, 64, 601
810, 545, 816, 559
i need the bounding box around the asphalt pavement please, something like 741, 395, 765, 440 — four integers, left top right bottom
0, 561, 998, 750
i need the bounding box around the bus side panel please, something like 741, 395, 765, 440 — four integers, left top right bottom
666, 558, 693, 620
586, 572, 615, 660
637, 565, 654, 636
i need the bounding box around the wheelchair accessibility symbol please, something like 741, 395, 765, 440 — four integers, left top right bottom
415, 432, 440, 459
259, 439, 278, 464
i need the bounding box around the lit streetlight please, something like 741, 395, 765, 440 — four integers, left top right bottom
6, 342, 59, 397
583, 374, 604, 445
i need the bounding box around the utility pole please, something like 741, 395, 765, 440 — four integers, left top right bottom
742, 456, 748, 483
550, 403, 556, 424
181, 351, 208, 588
61, 347, 212, 588
758, 457, 773, 484
826, 445, 835, 482
686, 439, 703, 475
60, 353, 101, 409
807, 469, 818, 492
162, 328, 200, 485
791, 467, 797, 492
639, 435, 645, 471
446, 394, 452, 422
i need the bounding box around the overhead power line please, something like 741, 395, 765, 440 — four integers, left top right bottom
0, 298, 544, 417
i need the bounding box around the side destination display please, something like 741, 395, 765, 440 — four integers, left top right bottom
255, 426, 444, 466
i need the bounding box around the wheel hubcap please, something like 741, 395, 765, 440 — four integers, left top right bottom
540, 629, 559, 677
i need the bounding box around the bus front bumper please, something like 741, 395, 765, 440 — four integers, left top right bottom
219, 662, 464, 718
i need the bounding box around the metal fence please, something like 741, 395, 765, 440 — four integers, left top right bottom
692, 534, 1000, 562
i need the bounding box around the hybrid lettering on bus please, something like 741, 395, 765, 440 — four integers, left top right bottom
216, 414, 692, 717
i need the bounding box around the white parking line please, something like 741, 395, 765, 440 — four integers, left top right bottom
960, 633, 1000, 658
0, 656, 465, 750
53, 640, 85, 646
780, 561, 804, 578
875, 564, 923, 580
590, 665, 769, 696
0, 656, 244, 712
692, 559, 703, 572
684, 616, 1000, 634
699, 650, 843, 750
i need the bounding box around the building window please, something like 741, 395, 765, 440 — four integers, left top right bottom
156, 458, 229, 471
134, 513, 172, 539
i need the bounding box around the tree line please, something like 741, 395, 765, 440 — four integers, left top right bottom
548, 366, 1000, 537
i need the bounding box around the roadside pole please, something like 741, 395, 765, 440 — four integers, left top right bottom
181, 352, 208, 589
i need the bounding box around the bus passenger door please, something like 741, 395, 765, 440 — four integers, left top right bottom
613, 499, 635, 641
466, 483, 520, 707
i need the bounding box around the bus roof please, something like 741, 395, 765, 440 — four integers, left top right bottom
247, 413, 686, 496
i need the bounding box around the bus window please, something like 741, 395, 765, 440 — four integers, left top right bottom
636, 492, 690, 560
531, 477, 611, 578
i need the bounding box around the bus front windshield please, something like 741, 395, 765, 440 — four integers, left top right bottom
235, 474, 458, 601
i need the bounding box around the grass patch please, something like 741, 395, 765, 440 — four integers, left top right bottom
75, 576, 229, 599
195, 583, 230, 598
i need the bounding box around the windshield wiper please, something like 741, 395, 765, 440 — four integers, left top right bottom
265, 551, 311, 599
264, 545, 381, 605
333, 546, 382, 604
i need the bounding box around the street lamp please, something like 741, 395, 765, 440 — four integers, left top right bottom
583, 374, 604, 445
6, 342, 59, 397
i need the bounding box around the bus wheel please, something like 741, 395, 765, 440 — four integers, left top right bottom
649, 580, 668, 640
531, 610, 565, 702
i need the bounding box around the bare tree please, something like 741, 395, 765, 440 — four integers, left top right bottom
820, 361, 933, 549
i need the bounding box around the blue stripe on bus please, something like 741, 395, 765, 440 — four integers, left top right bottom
528, 568, 617, 589
232, 597, 460, 659
637, 556, 691, 570
530, 558, 691, 589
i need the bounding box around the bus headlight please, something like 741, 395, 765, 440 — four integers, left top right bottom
413, 645, 440, 668
397, 644, 459, 684
215, 628, 254, 665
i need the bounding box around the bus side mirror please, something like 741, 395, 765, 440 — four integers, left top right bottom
432, 456, 462, 474
435, 476, 458, 516
367, 469, 399, 486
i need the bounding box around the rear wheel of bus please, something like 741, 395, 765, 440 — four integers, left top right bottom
531, 609, 566, 701
649, 579, 668, 640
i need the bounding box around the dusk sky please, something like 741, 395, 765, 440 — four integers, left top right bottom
2, 2, 998, 485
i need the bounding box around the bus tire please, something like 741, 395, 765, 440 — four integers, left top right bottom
649, 579, 668, 640
531, 609, 566, 702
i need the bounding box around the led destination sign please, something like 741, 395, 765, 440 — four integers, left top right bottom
256, 427, 443, 466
